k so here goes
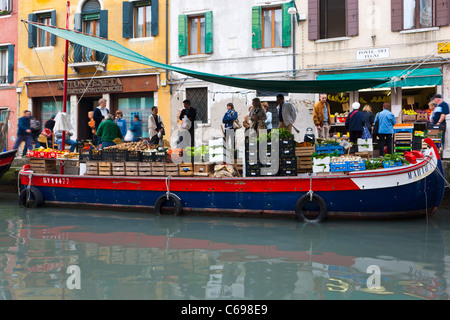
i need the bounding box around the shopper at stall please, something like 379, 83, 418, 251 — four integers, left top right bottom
361, 104, 374, 137
129, 114, 142, 142
432, 94, 449, 147
115, 110, 127, 137
222, 102, 238, 132
149, 106, 165, 147
427, 101, 436, 122
262, 102, 272, 133
345, 102, 365, 144
276, 94, 296, 133
313, 93, 331, 140
374, 102, 396, 157
243, 106, 251, 133
179, 99, 197, 147
93, 98, 109, 146
13, 110, 33, 156
55, 130, 77, 152
41, 114, 56, 148
96, 114, 123, 149
249, 98, 267, 136
88, 111, 97, 144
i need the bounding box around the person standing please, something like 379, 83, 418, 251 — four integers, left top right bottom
374, 102, 396, 157
361, 104, 374, 137
276, 94, 296, 133
148, 106, 165, 147
313, 93, 331, 140
42, 114, 56, 148
249, 98, 267, 136
129, 114, 142, 142
96, 114, 123, 149
115, 110, 127, 138
13, 110, 33, 156
179, 99, 197, 147
88, 111, 97, 144
345, 102, 365, 144
93, 98, 109, 145
432, 94, 449, 147
262, 102, 272, 133
222, 102, 238, 134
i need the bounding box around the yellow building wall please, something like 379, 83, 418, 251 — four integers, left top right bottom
17, 0, 172, 139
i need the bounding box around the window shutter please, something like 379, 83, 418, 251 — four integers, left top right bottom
151, 0, 159, 36
282, 2, 294, 47
7, 44, 14, 84
205, 11, 213, 54
73, 13, 82, 62
252, 6, 262, 49
28, 13, 37, 48
97, 10, 108, 63
308, 0, 319, 40
436, 0, 450, 27
178, 14, 188, 56
391, 0, 403, 31
122, 1, 133, 38
50, 10, 56, 46
346, 0, 359, 36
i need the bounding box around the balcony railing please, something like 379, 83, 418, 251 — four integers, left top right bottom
63, 42, 107, 72
0, 75, 7, 84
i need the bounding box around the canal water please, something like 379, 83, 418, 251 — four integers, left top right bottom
1, 191, 450, 301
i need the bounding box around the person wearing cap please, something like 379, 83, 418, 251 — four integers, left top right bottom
432, 94, 449, 147
374, 102, 396, 157
345, 102, 365, 144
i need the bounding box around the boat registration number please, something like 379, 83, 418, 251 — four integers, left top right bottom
42, 177, 71, 185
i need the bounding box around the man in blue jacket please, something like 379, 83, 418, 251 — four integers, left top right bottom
374, 102, 396, 156
13, 110, 33, 156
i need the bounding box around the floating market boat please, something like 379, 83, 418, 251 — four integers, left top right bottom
0, 149, 16, 180
17, 139, 445, 222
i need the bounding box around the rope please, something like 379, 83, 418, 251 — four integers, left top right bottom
306, 175, 313, 201
165, 175, 171, 200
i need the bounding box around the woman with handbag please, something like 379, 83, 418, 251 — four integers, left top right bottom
222, 103, 238, 133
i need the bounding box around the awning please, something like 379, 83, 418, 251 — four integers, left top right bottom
317, 68, 442, 89
22, 20, 389, 94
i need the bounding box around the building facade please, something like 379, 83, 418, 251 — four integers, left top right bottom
0, 0, 17, 151
17, 0, 171, 145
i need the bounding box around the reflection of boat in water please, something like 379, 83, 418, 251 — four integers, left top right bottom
4, 209, 448, 300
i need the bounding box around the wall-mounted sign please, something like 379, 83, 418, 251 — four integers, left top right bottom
356, 48, 390, 60
438, 42, 450, 54
57, 77, 123, 95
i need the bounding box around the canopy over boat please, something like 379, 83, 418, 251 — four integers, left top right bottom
23, 20, 389, 93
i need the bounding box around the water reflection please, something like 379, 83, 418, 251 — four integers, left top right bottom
0, 194, 449, 300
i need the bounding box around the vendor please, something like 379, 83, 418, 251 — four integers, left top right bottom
55, 130, 77, 152
96, 114, 123, 149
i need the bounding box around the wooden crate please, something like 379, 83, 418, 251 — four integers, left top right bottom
179, 163, 194, 176
194, 162, 214, 177
152, 162, 166, 176
98, 162, 112, 176
394, 132, 413, 141
165, 163, 179, 176
30, 158, 57, 174
111, 162, 125, 176
125, 162, 139, 176
138, 162, 152, 176
295, 146, 315, 157
85, 161, 98, 175
355, 152, 370, 160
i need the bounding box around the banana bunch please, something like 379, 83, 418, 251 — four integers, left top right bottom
403, 109, 417, 115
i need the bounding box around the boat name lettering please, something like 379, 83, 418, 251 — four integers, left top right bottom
43, 177, 70, 185
407, 163, 431, 180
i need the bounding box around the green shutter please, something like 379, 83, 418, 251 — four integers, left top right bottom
205, 11, 213, 54
28, 13, 37, 48
178, 14, 188, 56
50, 10, 56, 46
251, 6, 262, 50
151, 0, 159, 36
282, 1, 294, 47
7, 44, 14, 84
122, 1, 133, 38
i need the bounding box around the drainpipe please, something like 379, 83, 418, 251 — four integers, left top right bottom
166, 0, 170, 87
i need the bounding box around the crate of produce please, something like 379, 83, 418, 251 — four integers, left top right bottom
329, 145, 344, 154
79, 148, 91, 161
111, 162, 125, 176
383, 160, 403, 168
98, 162, 112, 176
85, 161, 98, 175
295, 146, 315, 157
330, 162, 348, 172
315, 145, 330, 154
394, 132, 413, 140
113, 149, 128, 162
280, 138, 295, 148
425, 129, 442, 139
246, 168, 260, 177
165, 163, 179, 176
279, 167, 297, 176
280, 157, 297, 168
279, 146, 295, 158
141, 151, 155, 162
127, 150, 142, 162
154, 151, 166, 162
403, 114, 416, 122
313, 163, 330, 173
151, 162, 166, 176
194, 163, 214, 177
312, 155, 331, 166
125, 162, 139, 176
101, 149, 115, 161
179, 163, 194, 176
416, 113, 428, 122
89, 149, 102, 161
347, 160, 366, 172
138, 162, 152, 176
394, 140, 412, 146
394, 124, 414, 133
30, 158, 58, 174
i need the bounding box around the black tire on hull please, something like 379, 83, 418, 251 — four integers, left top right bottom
154, 193, 183, 216
19, 187, 44, 208
295, 193, 327, 223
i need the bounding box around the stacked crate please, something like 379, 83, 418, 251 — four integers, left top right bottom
138, 163, 152, 176
98, 162, 112, 176
295, 146, 315, 173
111, 162, 125, 176
85, 161, 98, 175
165, 163, 179, 176
30, 158, 58, 174
194, 163, 214, 177
125, 162, 139, 176
151, 162, 166, 176
394, 125, 413, 154
425, 128, 443, 149
278, 138, 297, 176
245, 136, 260, 177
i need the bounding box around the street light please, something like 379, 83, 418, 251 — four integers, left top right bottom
288, 6, 297, 78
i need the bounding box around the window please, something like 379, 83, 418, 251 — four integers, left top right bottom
123, 0, 158, 39
189, 15, 205, 54
403, 0, 434, 29
40, 101, 70, 128
28, 11, 56, 48
262, 7, 282, 48
0, 0, 12, 15
319, 0, 346, 39
37, 13, 52, 47
117, 96, 154, 138
0, 45, 13, 84
178, 11, 213, 56
186, 87, 208, 124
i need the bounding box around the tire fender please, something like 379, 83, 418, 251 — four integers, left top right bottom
154, 193, 183, 216
19, 187, 44, 208
295, 193, 327, 223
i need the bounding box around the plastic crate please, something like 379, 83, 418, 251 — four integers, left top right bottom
394, 128, 413, 133
246, 168, 260, 177
127, 150, 142, 162
89, 149, 102, 161
154, 152, 166, 162
315, 145, 330, 154
383, 160, 403, 168
280, 138, 295, 148
142, 152, 155, 162
330, 162, 348, 172
328, 145, 344, 153
79, 149, 91, 161
280, 147, 295, 158
114, 149, 128, 162
347, 160, 366, 172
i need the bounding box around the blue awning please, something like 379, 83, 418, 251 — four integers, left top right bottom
316, 68, 442, 89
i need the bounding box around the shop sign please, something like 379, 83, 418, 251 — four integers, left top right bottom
57, 77, 123, 95
356, 48, 390, 60
438, 43, 450, 54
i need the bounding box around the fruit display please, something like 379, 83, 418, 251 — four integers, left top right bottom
26, 148, 75, 159
403, 110, 417, 115
103, 140, 149, 151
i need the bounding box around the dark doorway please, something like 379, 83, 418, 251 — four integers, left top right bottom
78, 96, 101, 141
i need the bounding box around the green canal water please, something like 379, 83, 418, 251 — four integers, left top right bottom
1, 192, 450, 300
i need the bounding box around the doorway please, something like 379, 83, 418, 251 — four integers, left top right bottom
78, 96, 101, 141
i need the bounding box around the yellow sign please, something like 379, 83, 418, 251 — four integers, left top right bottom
438, 42, 450, 54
